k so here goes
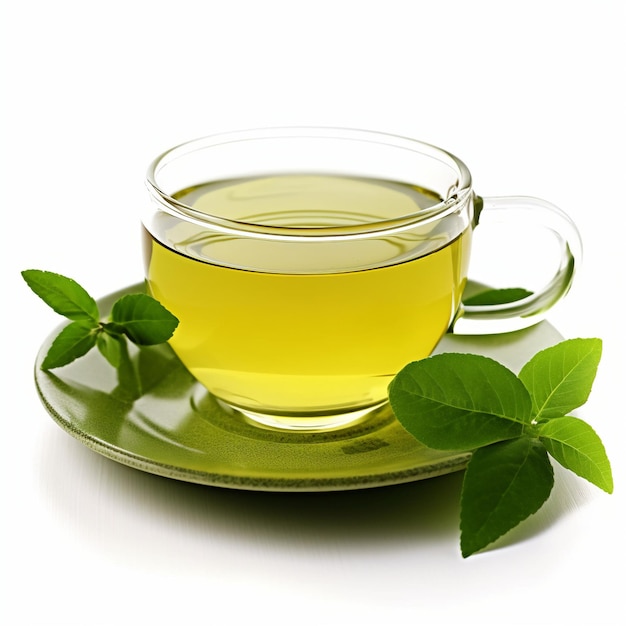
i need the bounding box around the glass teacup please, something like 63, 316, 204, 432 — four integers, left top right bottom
142, 128, 581, 431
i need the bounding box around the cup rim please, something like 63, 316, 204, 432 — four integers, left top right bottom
145, 126, 473, 241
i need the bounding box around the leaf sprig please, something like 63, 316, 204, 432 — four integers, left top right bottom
388, 337, 613, 557
22, 270, 179, 369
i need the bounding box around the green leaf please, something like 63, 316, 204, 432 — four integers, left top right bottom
462, 288, 533, 306
539, 416, 613, 493
22, 269, 100, 323
110, 294, 179, 346
518, 338, 602, 419
460, 437, 554, 557
388, 353, 531, 450
96, 331, 126, 368
41, 322, 98, 369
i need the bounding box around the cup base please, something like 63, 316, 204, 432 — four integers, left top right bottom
217, 399, 388, 433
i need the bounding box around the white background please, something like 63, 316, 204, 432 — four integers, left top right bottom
2, 1, 625, 624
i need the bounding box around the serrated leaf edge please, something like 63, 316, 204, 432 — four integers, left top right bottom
41, 322, 99, 369
520, 338, 602, 419
460, 439, 555, 557
539, 416, 613, 494
22, 269, 100, 323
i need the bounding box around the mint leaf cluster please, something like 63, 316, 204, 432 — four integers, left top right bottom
22, 270, 179, 369
388, 338, 613, 557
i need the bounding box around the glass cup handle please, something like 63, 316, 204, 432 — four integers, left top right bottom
452, 195, 582, 335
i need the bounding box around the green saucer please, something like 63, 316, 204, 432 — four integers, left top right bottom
34, 283, 563, 492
